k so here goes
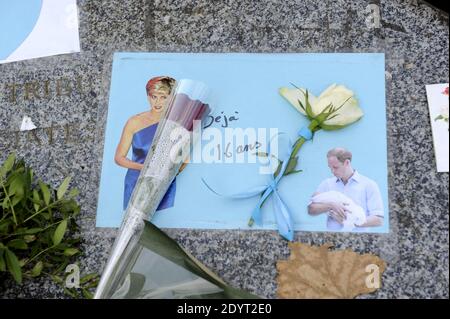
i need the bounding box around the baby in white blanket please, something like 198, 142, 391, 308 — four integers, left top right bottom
311, 191, 367, 231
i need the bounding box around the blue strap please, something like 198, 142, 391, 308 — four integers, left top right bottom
298, 127, 313, 140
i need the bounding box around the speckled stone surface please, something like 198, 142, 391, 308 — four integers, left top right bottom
0, 0, 448, 299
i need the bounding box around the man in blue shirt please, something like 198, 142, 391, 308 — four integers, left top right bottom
308, 147, 384, 231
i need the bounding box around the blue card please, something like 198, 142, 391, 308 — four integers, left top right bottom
96, 52, 388, 234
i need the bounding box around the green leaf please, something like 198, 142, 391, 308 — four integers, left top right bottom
72, 205, 81, 218
59, 199, 80, 215
81, 288, 93, 299
51, 275, 64, 284
8, 175, 25, 198
28, 169, 33, 182
0, 153, 16, 178
0, 220, 11, 234
2, 198, 8, 209
7, 239, 28, 250
57, 176, 71, 200
320, 123, 347, 131
11, 195, 22, 207
297, 99, 306, 113
273, 161, 282, 178
63, 248, 79, 256
19, 258, 28, 267
0, 255, 6, 272
284, 156, 299, 176
32, 189, 40, 212
84, 279, 100, 289
24, 235, 36, 243
53, 219, 68, 246
80, 273, 99, 284
53, 260, 69, 275
23, 228, 43, 234
285, 169, 303, 176
304, 90, 314, 118
68, 188, 79, 198
64, 288, 79, 298
31, 261, 43, 277
39, 181, 51, 206
5, 249, 22, 284
55, 243, 69, 250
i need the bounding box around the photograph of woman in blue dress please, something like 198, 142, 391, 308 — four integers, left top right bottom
114, 76, 185, 211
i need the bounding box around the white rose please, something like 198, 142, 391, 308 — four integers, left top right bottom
279, 84, 364, 130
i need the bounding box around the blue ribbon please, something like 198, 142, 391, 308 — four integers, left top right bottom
298, 127, 313, 140
202, 127, 313, 241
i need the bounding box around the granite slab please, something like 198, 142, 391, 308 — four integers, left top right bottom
0, 0, 448, 298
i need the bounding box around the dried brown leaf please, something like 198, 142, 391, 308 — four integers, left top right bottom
277, 243, 386, 299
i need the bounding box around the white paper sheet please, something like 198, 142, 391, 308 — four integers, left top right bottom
0, 0, 80, 64
425, 83, 449, 172
19, 116, 37, 131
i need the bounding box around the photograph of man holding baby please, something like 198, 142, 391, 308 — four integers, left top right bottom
308, 147, 384, 232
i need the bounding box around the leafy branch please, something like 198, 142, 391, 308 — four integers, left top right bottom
0, 153, 97, 298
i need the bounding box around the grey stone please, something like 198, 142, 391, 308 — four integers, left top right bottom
0, 0, 447, 298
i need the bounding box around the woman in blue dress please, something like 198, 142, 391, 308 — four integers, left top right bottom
114, 76, 185, 210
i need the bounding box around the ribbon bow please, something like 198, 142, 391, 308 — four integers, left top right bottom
202, 128, 313, 241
